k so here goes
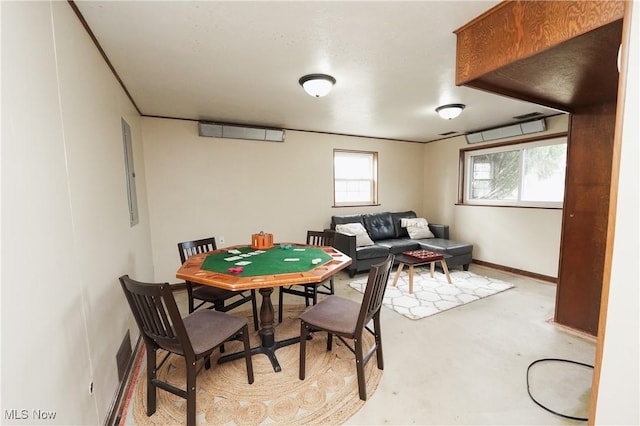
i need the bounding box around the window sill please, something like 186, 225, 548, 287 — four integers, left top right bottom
455, 203, 562, 210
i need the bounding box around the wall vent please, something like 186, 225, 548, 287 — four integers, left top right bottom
198, 121, 285, 142
116, 330, 132, 382
466, 118, 546, 144
512, 111, 544, 120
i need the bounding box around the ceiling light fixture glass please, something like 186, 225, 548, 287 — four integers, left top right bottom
436, 103, 466, 120
299, 74, 336, 97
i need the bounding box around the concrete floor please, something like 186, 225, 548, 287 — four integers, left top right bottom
163, 264, 596, 425
337, 264, 596, 426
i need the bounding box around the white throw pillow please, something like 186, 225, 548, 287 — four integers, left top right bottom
401, 217, 435, 239
335, 223, 375, 247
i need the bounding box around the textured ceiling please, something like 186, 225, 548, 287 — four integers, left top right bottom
74, 1, 563, 143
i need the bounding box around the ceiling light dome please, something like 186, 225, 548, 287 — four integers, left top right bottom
299, 74, 336, 97
436, 103, 466, 120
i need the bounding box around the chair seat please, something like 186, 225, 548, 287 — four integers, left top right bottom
118, 274, 254, 426
178, 237, 259, 331
300, 295, 360, 336
192, 285, 240, 302
298, 254, 394, 401
183, 310, 248, 356
278, 230, 337, 323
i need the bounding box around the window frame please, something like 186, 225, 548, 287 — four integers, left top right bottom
333, 149, 379, 207
458, 132, 568, 209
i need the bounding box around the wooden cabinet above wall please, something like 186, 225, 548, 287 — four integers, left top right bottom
454, 0, 624, 336
454, 1, 624, 112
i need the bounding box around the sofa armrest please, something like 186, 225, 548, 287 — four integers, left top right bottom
429, 224, 449, 239
333, 231, 357, 259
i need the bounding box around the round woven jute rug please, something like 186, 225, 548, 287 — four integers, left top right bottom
127, 305, 383, 425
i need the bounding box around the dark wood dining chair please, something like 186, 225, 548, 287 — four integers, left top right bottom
118, 275, 254, 426
278, 230, 336, 323
298, 254, 394, 401
178, 237, 259, 331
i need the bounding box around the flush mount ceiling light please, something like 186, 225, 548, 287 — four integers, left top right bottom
299, 74, 336, 97
436, 103, 466, 120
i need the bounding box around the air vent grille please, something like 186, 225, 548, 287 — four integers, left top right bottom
512, 112, 544, 120
466, 118, 546, 144
198, 122, 285, 142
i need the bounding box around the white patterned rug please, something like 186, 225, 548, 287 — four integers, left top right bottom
349, 269, 514, 320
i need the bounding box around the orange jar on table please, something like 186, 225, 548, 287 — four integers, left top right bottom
251, 232, 274, 250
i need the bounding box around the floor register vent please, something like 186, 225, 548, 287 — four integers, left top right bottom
198, 121, 285, 142
466, 118, 546, 144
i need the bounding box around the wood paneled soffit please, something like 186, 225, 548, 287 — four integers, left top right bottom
454, 1, 624, 112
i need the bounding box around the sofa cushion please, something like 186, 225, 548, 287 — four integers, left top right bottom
331, 214, 364, 228
335, 223, 375, 247
376, 238, 421, 254
355, 244, 389, 260
401, 217, 435, 239
363, 212, 395, 241
418, 238, 473, 256
391, 210, 417, 238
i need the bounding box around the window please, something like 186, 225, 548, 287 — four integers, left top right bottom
462, 136, 567, 208
333, 149, 378, 207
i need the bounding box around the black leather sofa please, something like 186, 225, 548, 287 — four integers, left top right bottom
331, 210, 473, 277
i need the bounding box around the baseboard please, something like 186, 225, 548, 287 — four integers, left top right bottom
546, 317, 597, 340
105, 335, 143, 426
170, 281, 188, 291
471, 259, 557, 283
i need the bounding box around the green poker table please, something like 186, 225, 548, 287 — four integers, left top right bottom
176, 243, 351, 291
176, 242, 352, 372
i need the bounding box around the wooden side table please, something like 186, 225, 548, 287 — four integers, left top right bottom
391, 252, 452, 294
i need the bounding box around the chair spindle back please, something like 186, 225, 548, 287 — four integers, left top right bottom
119, 275, 192, 357
356, 254, 394, 331
306, 230, 336, 247
178, 237, 217, 263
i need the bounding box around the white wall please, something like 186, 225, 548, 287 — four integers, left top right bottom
422, 115, 569, 278
594, 2, 639, 423
1, 1, 636, 424
1, 2, 153, 424
142, 118, 425, 283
